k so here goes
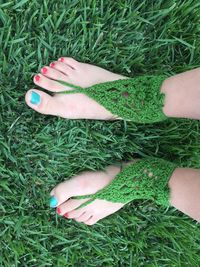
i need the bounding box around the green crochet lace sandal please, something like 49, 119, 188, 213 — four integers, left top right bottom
73, 158, 177, 210
57, 75, 168, 123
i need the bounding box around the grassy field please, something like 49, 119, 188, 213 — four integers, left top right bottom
0, 0, 200, 266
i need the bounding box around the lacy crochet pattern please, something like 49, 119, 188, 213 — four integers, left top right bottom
75, 158, 177, 209
58, 75, 168, 123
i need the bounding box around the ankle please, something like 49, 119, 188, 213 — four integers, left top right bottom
161, 69, 200, 119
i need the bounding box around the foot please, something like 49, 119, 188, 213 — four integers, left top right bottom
25, 57, 126, 120
50, 165, 125, 225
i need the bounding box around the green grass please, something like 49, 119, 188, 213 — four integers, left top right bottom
0, 0, 200, 266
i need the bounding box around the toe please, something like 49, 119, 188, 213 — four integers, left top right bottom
49, 61, 75, 76
50, 178, 91, 207
84, 216, 99, 225
57, 198, 90, 215
25, 89, 65, 116
40, 66, 73, 81
58, 57, 80, 69
50, 180, 74, 206
50, 172, 102, 208
33, 73, 71, 92
74, 212, 92, 223
66, 207, 86, 219
83, 200, 124, 225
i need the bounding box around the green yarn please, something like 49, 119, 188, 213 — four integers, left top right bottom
74, 158, 177, 209
57, 75, 168, 123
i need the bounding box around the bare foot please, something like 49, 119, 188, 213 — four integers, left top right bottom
50, 165, 125, 225
25, 57, 126, 120
50, 162, 200, 224
26, 59, 200, 121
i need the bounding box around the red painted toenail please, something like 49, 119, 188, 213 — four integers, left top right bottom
57, 207, 61, 215
41, 67, 48, 74
60, 57, 64, 62
50, 62, 55, 68
64, 213, 68, 218
35, 75, 40, 82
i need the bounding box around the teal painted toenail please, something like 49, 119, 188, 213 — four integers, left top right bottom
30, 91, 41, 105
50, 196, 58, 208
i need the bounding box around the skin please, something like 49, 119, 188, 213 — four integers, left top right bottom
25, 58, 200, 225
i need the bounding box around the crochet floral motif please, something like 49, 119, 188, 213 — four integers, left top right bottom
74, 158, 177, 209
57, 75, 168, 123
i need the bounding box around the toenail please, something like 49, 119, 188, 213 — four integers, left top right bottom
50, 62, 55, 68
59, 57, 64, 62
34, 75, 40, 82
30, 91, 41, 105
50, 196, 58, 208
41, 67, 48, 74
57, 207, 61, 215
64, 213, 68, 218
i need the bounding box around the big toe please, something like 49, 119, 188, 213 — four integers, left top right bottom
49, 171, 102, 208
25, 89, 65, 116
50, 179, 81, 208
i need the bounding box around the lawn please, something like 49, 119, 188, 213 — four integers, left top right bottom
0, 0, 200, 266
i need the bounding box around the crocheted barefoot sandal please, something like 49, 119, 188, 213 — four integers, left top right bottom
74, 158, 177, 209
57, 75, 168, 123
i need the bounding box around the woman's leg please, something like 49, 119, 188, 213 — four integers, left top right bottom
25, 58, 200, 120
162, 68, 200, 120
169, 167, 200, 221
